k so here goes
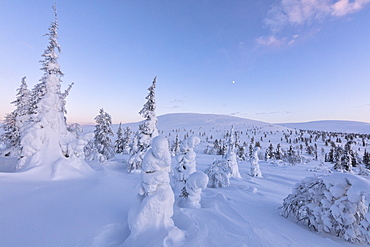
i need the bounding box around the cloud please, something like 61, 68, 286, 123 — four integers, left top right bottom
265, 0, 370, 30
255, 34, 299, 47
257, 0, 370, 47
332, 0, 370, 16
255, 35, 286, 47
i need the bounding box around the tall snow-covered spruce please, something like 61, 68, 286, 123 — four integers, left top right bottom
17, 6, 90, 177
128, 77, 158, 172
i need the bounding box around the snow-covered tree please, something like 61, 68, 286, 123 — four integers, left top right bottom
171, 134, 181, 155
363, 149, 370, 170
126, 135, 183, 246
93, 108, 115, 162
251, 146, 262, 177
265, 143, 274, 160
0, 112, 18, 154
182, 171, 208, 208
224, 126, 240, 178
275, 143, 283, 160
12, 77, 32, 123
174, 136, 201, 197
17, 6, 86, 174
114, 123, 124, 154
284, 145, 301, 165
205, 159, 231, 188
1, 77, 31, 156
122, 126, 132, 154
334, 142, 354, 173
280, 173, 370, 244
67, 123, 83, 138
174, 136, 200, 184
128, 77, 158, 172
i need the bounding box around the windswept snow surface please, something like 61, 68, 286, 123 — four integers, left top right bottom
0, 156, 357, 247
0, 113, 366, 246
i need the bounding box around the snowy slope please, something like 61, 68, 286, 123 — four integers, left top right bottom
278, 120, 370, 134
0, 157, 356, 247
1, 113, 369, 246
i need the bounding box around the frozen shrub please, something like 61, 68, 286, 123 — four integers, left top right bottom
280, 173, 370, 244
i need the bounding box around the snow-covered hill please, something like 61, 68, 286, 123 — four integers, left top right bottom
156, 113, 284, 131
278, 120, 370, 134
82, 113, 290, 134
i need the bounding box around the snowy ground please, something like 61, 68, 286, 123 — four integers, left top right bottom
1, 113, 368, 246
0, 154, 359, 247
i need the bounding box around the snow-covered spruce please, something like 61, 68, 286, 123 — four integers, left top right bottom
280, 173, 370, 244
333, 141, 355, 173
174, 135, 200, 196
224, 126, 241, 178
125, 135, 183, 246
250, 146, 262, 177
128, 77, 158, 172
17, 6, 89, 176
114, 123, 130, 154
0, 77, 31, 156
174, 135, 200, 183
205, 159, 231, 188
92, 108, 115, 162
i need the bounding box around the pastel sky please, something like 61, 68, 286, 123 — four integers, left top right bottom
1, 0, 370, 124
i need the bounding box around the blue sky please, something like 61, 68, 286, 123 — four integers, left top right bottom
1, 0, 370, 124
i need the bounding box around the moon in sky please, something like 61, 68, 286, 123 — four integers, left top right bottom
232, 81, 235, 84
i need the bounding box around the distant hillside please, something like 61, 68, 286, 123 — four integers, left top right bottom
83, 113, 290, 134
156, 113, 287, 132
278, 120, 370, 134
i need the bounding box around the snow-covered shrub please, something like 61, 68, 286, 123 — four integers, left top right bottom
280, 173, 370, 244
205, 160, 231, 188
